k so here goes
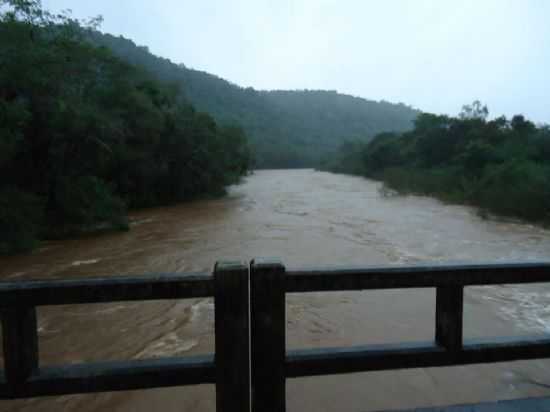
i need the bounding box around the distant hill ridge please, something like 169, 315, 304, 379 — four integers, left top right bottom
92, 32, 420, 168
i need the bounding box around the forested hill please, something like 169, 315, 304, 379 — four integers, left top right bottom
91, 33, 419, 168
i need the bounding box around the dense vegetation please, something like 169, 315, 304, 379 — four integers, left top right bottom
0, 0, 252, 254
90, 33, 419, 168
323, 101, 550, 224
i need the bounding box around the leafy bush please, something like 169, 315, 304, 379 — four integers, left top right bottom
0, 188, 43, 254
473, 160, 550, 222
55, 176, 128, 230
381, 167, 466, 201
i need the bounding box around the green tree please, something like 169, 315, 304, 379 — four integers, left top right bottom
0, 1, 252, 254
459, 100, 489, 120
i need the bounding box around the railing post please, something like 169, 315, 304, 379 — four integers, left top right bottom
214, 261, 250, 412
435, 286, 463, 352
2, 307, 39, 394
250, 259, 286, 412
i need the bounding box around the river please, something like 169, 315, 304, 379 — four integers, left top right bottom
1, 169, 550, 411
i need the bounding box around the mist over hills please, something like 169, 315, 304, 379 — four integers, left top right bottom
93, 33, 420, 168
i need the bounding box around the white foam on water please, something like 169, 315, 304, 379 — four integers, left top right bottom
481, 286, 550, 333
133, 333, 199, 359
129, 217, 155, 227
37, 320, 60, 335
7, 271, 27, 279
71, 259, 100, 266
190, 299, 214, 323
92, 304, 129, 315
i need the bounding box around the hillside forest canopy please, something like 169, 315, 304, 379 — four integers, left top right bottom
322, 101, 550, 225
90, 32, 419, 169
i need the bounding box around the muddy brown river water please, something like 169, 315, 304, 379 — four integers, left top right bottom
1, 169, 550, 411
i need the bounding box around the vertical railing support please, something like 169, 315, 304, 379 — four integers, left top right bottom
435, 286, 464, 353
2, 307, 39, 394
250, 258, 286, 412
214, 261, 250, 412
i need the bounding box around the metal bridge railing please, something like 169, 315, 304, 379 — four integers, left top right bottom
2, 260, 550, 412
0, 262, 250, 411
252, 260, 550, 412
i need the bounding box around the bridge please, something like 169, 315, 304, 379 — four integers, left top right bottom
2, 260, 550, 411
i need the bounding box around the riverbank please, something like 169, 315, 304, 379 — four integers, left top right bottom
325, 164, 550, 228
320, 164, 550, 228
320, 110, 550, 227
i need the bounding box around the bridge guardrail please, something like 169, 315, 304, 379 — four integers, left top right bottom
3, 260, 550, 412
0, 262, 250, 412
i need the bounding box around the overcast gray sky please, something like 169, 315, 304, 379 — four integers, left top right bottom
43, 0, 550, 123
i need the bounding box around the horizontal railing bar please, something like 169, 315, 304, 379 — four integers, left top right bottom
0, 273, 213, 307
286, 341, 445, 377
285, 335, 550, 378
0, 355, 215, 399
286, 262, 550, 292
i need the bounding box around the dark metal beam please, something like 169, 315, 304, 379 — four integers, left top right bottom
285, 336, 550, 378
435, 286, 463, 352
1, 307, 39, 391
286, 262, 550, 293
214, 261, 251, 412
251, 259, 287, 412
0, 273, 214, 307
0, 355, 215, 399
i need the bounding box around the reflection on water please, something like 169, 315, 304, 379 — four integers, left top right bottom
1, 169, 550, 411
